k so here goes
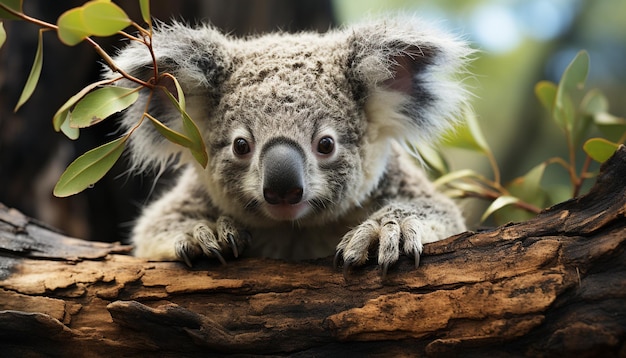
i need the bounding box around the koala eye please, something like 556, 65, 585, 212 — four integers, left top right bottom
317, 136, 335, 155
233, 138, 251, 156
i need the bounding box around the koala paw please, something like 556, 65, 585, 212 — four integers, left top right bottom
174, 216, 250, 267
334, 204, 451, 278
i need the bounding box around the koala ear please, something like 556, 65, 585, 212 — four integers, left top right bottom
105, 22, 231, 172
346, 18, 473, 147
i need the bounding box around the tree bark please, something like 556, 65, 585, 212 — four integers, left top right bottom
1, 147, 625, 357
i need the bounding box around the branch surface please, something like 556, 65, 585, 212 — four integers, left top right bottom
1, 147, 625, 357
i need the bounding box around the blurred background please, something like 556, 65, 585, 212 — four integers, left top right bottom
1, 0, 625, 242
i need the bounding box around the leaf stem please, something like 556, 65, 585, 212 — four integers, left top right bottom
0, 4, 153, 89
459, 190, 541, 214
0, 4, 58, 30
563, 129, 580, 196
485, 149, 502, 189
573, 154, 592, 197
545, 157, 570, 171
83, 37, 152, 88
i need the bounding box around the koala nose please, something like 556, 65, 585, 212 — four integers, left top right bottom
262, 139, 305, 205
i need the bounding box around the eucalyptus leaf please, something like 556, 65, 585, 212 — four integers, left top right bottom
507, 162, 549, 208
466, 109, 490, 153
139, 0, 151, 26
0, 0, 22, 20
0, 22, 6, 48
577, 89, 609, 145
444, 109, 491, 155
70, 86, 139, 128
82, 1, 130, 36
557, 50, 589, 97
573, 113, 593, 148
57, 7, 89, 46
554, 92, 576, 132
60, 111, 79, 140
593, 112, 626, 143
161, 87, 208, 167
535, 80, 557, 113
53, 78, 116, 131
433, 169, 488, 188
581, 89, 608, 115
169, 75, 186, 110
14, 28, 44, 112
446, 181, 490, 196
481, 195, 521, 223
583, 138, 619, 163
416, 144, 448, 176
53, 135, 128, 197
554, 50, 589, 133
144, 113, 194, 148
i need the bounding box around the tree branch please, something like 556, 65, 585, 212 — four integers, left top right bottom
1, 147, 625, 357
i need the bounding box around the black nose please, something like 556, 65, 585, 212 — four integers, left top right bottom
262, 139, 305, 205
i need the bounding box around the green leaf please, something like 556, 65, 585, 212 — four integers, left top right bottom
53, 78, 116, 132
481, 195, 521, 223
60, 111, 79, 140
445, 180, 490, 196
576, 89, 608, 145
144, 113, 194, 148
161, 87, 208, 167
57, 7, 89, 46
443, 111, 489, 154
581, 89, 608, 115
557, 50, 589, 99
554, 50, 589, 132
554, 92, 576, 133
139, 0, 151, 26
14, 28, 44, 112
0, 0, 22, 20
416, 144, 449, 177
466, 110, 490, 153
507, 162, 549, 208
535, 80, 557, 113
581, 91, 626, 143
70, 86, 139, 128
583, 138, 619, 163
594, 112, 626, 143
82, 1, 130, 36
0, 22, 6, 48
53, 135, 128, 197
433, 169, 488, 188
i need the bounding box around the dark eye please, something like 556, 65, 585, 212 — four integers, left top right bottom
233, 138, 250, 155
317, 136, 334, 155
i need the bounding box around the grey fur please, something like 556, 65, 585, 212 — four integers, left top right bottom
109, 17, 472, 272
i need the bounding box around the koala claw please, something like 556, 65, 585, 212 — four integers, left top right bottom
333, 249, 343, 270
173, 217, 248, 267
414, 249, 421, 269
335, 205, 441, 278
176, 240, 196, 268
226, 233, 239, 258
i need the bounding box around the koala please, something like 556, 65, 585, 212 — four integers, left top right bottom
110, 17, 472, 275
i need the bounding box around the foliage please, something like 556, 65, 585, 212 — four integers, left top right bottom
0, 0, 207, 197
430, 50, 626, 223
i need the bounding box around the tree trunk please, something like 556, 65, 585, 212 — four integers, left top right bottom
1, 147, 625, 357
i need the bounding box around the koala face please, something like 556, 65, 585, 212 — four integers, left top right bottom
202, 37, 369, 224
110, 19, 472, 227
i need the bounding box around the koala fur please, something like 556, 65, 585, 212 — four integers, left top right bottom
110, 17, 472, 273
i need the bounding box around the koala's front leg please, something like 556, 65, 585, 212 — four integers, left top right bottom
335, 198, 464, 277
335, 148, 466, 278
132, 168, 249, 266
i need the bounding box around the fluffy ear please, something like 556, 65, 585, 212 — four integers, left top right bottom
346, 17, 473, 147
105, 23, 231, 172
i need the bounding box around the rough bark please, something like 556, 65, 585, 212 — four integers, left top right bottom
1, 147, 625, 357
